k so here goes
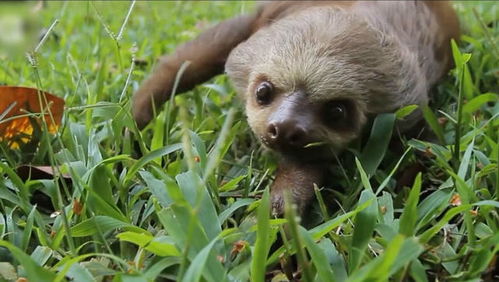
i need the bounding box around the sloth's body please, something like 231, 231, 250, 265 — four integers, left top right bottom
133, 1, 459, 214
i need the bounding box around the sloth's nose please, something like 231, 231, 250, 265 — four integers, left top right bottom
267, 121, 309, 148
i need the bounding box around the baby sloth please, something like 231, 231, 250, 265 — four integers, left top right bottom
132, 1, 459, 215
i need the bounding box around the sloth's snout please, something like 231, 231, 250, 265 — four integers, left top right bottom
263, 92, 321, 152
266, 121, 309, 149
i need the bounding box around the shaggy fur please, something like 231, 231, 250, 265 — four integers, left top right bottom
133, 1, 459, 215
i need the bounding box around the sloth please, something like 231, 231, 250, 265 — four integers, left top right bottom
132, 1, 459, 215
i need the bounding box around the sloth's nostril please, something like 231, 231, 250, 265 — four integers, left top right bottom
268, 124, 279, 139
266, 121, 310, 148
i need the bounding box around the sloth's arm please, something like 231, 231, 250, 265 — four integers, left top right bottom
132, 14, 258, 129
270, 160, 327, 216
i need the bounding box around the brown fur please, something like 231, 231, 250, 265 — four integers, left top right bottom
133, 1, 459, 215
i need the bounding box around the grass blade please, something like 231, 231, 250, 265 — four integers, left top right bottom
422, 105, 445, 144
348, 189, 378, 272
399, 173, 422, 236
0, 240, 56, 282
251, 188, 271, 282
360, 113, 396, 176
299, 226, 336, 282
181, 238, 221, 282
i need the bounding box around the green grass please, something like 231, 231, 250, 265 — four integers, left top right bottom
0, 1, 497, 281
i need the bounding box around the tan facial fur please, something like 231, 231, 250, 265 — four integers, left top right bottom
226, 7, 438, 156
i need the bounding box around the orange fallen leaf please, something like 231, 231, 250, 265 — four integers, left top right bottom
0, 86, 64, 148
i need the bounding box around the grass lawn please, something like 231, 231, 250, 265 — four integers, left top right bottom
0, 1, 497, 281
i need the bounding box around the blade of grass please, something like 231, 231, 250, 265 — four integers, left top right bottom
0, 240, 56, 282
399, 173, 422, 236
298, 226, 336, 282
251, 188, 271, 282
181, 238, 222, 282
124, 143, 182, 184
422, 105, 445, 145
284, 193, 313, 282
348, 188, 378, 272
360, 113, 396, 176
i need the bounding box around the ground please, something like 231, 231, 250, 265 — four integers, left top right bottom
0, 1, 497, 281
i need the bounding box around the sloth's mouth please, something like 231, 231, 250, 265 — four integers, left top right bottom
280, 146, 335, 162
260, 136, 335, 161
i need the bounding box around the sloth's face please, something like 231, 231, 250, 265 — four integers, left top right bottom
226, 7, 423, 160
244, 76, 366, 160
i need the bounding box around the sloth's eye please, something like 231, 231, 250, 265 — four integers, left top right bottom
322, 100, 352, 128
255, 81, 273, 105
328, 101, 348, 121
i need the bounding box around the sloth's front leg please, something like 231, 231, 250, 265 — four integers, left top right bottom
270, 160, 326, 216
132, 14, 257, 129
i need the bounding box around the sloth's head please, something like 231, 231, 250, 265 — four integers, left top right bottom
226, 7, 426, 160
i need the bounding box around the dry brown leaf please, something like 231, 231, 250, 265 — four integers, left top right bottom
73, 199, 83, 215
230, 240, 247, 257
450, 193, 462, 206
0, 86, 64, 148
16, 165, 71, 180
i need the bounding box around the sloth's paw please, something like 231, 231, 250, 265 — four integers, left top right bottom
270, 191, 285, 217
270, 188, 308, 218
132, 85, 157, 129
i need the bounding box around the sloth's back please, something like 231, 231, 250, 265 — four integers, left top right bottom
256, 1, 459, 84
351, 1, 460, 84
